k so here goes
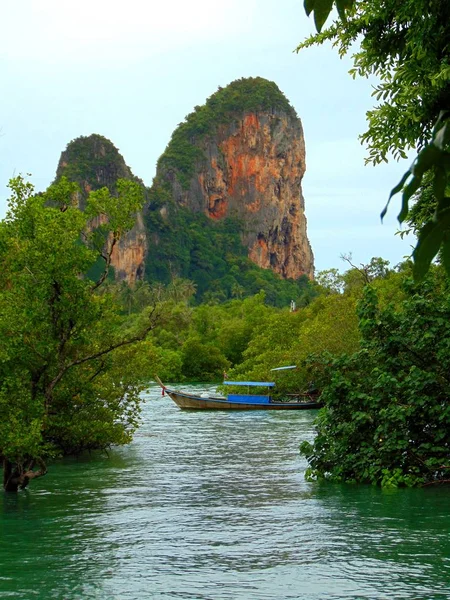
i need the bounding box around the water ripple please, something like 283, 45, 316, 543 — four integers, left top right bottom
1, 385, 450, 599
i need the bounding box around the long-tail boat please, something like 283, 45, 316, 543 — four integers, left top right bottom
155, 376, 322, 411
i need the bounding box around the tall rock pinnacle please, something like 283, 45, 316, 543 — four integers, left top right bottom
154, 77, 314, 279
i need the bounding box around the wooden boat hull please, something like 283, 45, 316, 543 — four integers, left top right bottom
165, 388, 322, 410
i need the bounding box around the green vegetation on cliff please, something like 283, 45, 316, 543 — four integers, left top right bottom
55, 122, 313, 308
145, 184, 314, 307
55, 134, 140, 196
158, 77, 297, 188
143, 77, 311, 304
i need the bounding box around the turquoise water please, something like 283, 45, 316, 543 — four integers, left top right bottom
1, 384, 450, 599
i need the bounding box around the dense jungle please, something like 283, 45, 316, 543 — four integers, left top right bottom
1, 0, 449, 497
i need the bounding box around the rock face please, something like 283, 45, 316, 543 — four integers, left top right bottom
55, 78, 314, 286
108, 210, 147, 282
156, 78, 314, 279
56, 135, 147, 284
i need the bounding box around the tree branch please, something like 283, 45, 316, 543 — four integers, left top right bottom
340, 253, 371, 284
45, 304, 160, 400
422, 479, 450, 487
3, 458, 48, 491
20, 458, 47, 489
91, 234, 118, 292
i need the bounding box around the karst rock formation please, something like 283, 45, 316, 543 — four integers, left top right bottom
55, 134, 147, 283
55, 77, 314, 284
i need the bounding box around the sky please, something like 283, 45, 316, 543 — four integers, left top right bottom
0, 0, 415, 273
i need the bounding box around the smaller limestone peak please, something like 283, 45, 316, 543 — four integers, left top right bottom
55, 133, 147, 285
55, 134, 137, 199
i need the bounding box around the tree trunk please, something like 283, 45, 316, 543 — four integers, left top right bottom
3, 459, 18, 492
2, 458, 47, 492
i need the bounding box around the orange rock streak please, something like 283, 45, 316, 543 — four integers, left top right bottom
195, 110, 312, 279
172, 108, 313, 279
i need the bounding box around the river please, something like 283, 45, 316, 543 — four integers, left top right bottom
1, 384, 450, 599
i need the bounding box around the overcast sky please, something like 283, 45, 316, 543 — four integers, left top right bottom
0, 0, 415, 272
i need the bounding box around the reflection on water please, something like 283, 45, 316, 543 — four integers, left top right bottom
1, 384, 450, 599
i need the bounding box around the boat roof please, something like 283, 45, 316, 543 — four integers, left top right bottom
223, 381, 276, 387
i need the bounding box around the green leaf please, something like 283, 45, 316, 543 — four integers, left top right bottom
392, 144, 444, 224
335, 0, 354, 20
436, 196, 450, 214
433, 110, 450, 141
398, 176, 422, 223
304, 0, 316, 17
335, 0, 351, 20
381, 170, 410, 222
412, 144, 441, 179
434, 121, 450, 150
441, 235, 450, 278
313, 0, 334, 32
434, 167, 449, 199
413, 207, 450, 280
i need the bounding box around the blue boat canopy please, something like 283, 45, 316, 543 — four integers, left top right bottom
223, 381, 275, 387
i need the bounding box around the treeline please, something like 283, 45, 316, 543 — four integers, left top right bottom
110, 255, 400, 392
113, 257, 450, 488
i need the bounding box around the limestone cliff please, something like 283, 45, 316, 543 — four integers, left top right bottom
55, 135, 147, 284
155, 77, 314, 279
54, 78, 315, 296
